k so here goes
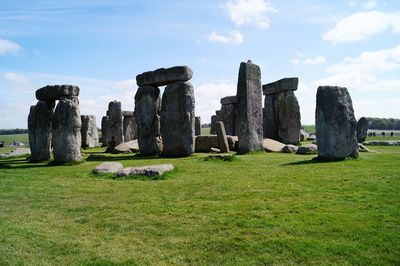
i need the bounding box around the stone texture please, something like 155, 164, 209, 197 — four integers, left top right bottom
220, 96, 237, 136
195, 135, 237, 152
356, 117, 369, 143
262, 77, 298, 95
220, 96, 237, 105
216, 121, 230, 153
134, 86, 162, 155
210, 114, 221, 135
300, 129, 310, 142
122, 111, 134, 117
93, 162, 123, 174
358, 143, 370, 152
36, 85, 79, 101
52, 96, 82, 163
81, 115, 98, 148
236, 60, 263, 153
296, 144, 318, 155
101, 116, 109, 147
316, 86, 359, 160
116, 164, 174, 177
28, 100, 55, 162
262, 138, 285, 152
107, 101, 124, 152
161, 81, 195, 157
113, 140, 139, 154
195, 116, 201, 136
123, 115, 137, 142
281, 144, 299, 153
136, 66, 193, 87
0, 148, 31, 159
364, 140, 400, 146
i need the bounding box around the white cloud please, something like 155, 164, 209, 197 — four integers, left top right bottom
207, 31, 244, 45
291, 54, 326, 66
224, 0, 277, 29
0, 39, 23, 55
323, 11, 400, 44
363, 0, 378, 9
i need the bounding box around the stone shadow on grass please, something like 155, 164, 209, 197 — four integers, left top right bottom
0, 158, 57, 170
282, 156, 347, 166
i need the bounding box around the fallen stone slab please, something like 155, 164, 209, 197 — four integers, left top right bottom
281, 144, 298, 153
296, 144, 318, 155
36, 85, 80, 100
113, 140, 139, 154
116, 164, 174, 177
262, 138, 285, 152
93, 162, 124, 174
136, 66, 193, 87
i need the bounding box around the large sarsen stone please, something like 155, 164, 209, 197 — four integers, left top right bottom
136, 66, 193, 87
81, 115, 98, 148
36, 85, 79, 100
356, 117, 369, 143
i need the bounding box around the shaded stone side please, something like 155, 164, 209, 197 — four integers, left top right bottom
263, 94, 279, 140
161, 81, 195, 157
210, 114, 221, 135
195, 116, 201, 136
36, 85, 80, 100
123, 115, 137, 142
134, 86, 162, 155
52, 96, 82, 163
356, 117, 369, 143
107, 101, 123, 151
81, 115, 98, 148
216, 121, 229, 153
235, 60, 263, 153
316, 86, 358, 160
277, 91, 301, 144
101, 116, 109, 147
220, 100, 237, 136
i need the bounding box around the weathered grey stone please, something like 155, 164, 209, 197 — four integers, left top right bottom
113, 140, 139, 154
358, 143, 370, 152
134, 86, 162, 155
93, 162, 123, 174
236, 60, 263, 153
210, 114, 221, 135
195, 116, 201, 136
116, 164, 174, 177
107, 101, 124, 152
300, 129, 310, 142
281, 144, 299, 153
263, 78, 298, 96
296, 144, 318, 155
0, 148, 31, 159
122, 111, 134, 117
316, 86, 358, 160
52, 96, 82, 163
161, 81, 195, 157
136, 66, 193, 87
28, 100, 55, 162
262, 138, 285, 152
220, 96, 237, 105
364, 140, 400, 146
123, 115, 137, 142
101, 116, 109, 147
207, 154, 234, 161
81, 115, 98, 148
356, 117, 369, 143
220, 96, 237, 136
216, 121, 229, 153
36, 85, 79, 100
195, 135, 237, 152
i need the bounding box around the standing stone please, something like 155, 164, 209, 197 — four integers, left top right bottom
195, 116, 201, 136
263, 78, 301, 145
81, 115, 98, 148
220, 96, 237, 136
236, 60, 263, 153
28, 100, 55, 162
210, 113, 221, 135
316, 86, 358, 160
52, 96, 82, 163
123, 114, 137, 142
216, 121, 230, 153
107, 101, 123, 151
356, 117, 369, 143
134, 86, 162, 155
161, 82, 195, 157
101, 116, 109, 147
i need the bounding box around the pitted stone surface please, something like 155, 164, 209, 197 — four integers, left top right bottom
262, 78, 298, 96
81, 115, 98, 148
93, 162, 124, 174
136, 66, 193, 87
36, 85, 79, 100
123, 115, 137, 142
116, 164, 174, 177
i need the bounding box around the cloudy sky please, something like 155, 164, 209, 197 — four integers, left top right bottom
1, 0, 400, 128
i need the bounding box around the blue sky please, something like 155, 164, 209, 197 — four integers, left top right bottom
1, 0, 400, 128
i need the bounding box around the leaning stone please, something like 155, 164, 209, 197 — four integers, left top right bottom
281, 144, 299, 153
195, 116, 201, 136
356, 117, 369, 143
116, 164, 174, 177
106, 101, 124, 152
81, 115, 98, 148
262, 138, 285, 152
296, 144, 318, 155
93, 162, 123, 174
52, 96, 82, 163
161, 81, 195, 157
36, 85, 79, 100
236, 60, 263, 153
136, 66, 193, 87
216, 121, 230, 153
123, 115, 137, 142
316, 86, 358, 160
358, 143, 370, 152
113, 140, 139, 154
262, 78, 298, 96
101, 116, 109, 147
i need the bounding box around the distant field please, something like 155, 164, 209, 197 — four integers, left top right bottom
0, 134, 29, 146
201, 127, 210, 135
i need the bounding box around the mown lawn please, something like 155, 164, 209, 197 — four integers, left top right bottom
0, 134, 29, 146
0, 146, 399, 265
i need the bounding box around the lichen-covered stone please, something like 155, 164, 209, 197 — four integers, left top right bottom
81, 115, 98, 148
107, 101, 124, 151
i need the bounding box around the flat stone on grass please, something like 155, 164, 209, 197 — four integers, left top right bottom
93, 162, 124, 174
206, 154, 235, 161
116, 164, 174, 178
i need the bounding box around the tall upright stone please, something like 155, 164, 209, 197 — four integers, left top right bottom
81, 115, 98, 148
161, 82, 195, 157
28, 100, 55, 162
216, 121, 230, 153
210, 113, 221, 135
123, 114, 137, 142
101, 116, 109, 147
220, 96, 237, 136
195, 116, 201, 136
316, 86, 358, 160
356, 117, 369, 143
107, 101, 123, 151
134, 86, 162, 155
263, 78, 301, 145
52, 96, 82, 163
236, 60, 263, 153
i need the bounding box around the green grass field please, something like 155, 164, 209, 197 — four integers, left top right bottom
0, 145, 399, 265
0, 134, 29, 146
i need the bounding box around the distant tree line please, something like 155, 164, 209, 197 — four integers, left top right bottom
0, 129, 29, 135
367, 117, 400, 130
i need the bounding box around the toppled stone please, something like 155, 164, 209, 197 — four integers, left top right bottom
116, 164, 174, 177
206, 154, 234, 161
300, 129, 310, 142
358, 143, 370, 152
262, 138, 285, 152
0, 148, 31, 159
296, 144, 318, 155
36, 85, 79, 101
356, 117, 369, 143
195, 135, 237, 152
136, 66, 193, 87
81, 115, 98, 148
113, 140, 139, 154
281, 144, 299, 153
307, 135, 316, 141
93, 162, 124, 174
